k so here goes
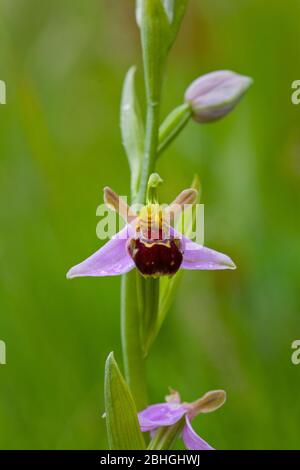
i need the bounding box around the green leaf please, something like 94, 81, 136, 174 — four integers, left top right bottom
162, 0, 175, 22
157, 271, 183, 335
168, 0, 189, 49
120, 66, 144, 200
137, 275, 160, 356
135, 0, 142, 27
104, 352, 146, 450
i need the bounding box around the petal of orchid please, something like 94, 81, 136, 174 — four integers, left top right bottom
182, 416, 214, 451
165, 389, 181, 404
181, 235, 236, 270
138, 403, 188, 432
67, 225, 134, 278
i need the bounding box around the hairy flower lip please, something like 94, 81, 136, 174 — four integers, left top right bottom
127, 237, 183, 277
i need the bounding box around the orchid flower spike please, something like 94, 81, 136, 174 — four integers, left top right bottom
67, 185, 236, 279
138, 389, 226, 450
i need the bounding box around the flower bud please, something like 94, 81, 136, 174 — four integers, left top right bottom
184, 70, 253, 123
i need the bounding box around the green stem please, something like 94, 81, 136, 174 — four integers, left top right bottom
141, 277, 160, 356
138, 100, 160, 204
158, 103, 192, 156
148, 418, 185, 450
121, 99, 161, 409
121, 271, 147, 410
122, 100, 160, 406
121, 0, 164, 412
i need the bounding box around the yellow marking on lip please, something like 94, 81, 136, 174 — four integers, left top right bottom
142, 240, 171, 248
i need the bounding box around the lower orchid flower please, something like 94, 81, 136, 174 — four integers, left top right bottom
138, 389, 226, 450
67, 185, 236, 279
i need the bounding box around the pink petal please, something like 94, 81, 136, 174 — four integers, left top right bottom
138, 403, 188, 432
67, 226, 134, 278
181, 236, 236, 270
182, 416, 214, 450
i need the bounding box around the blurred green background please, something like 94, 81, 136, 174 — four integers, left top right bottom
0, 0, 300, 450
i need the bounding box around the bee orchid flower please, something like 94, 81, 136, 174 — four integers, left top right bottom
67, 186, 236, 279
138, 389, 226, 450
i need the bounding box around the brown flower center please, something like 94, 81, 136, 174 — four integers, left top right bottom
127, 238, 183, 277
